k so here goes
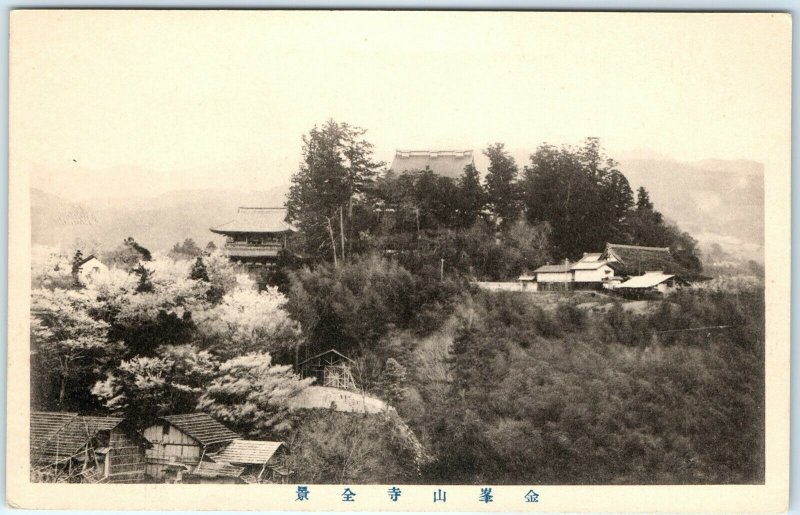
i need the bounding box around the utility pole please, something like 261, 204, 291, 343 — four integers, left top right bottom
327, 217, 338, 266
440, 258, 444, 281
339, 206, 346, 263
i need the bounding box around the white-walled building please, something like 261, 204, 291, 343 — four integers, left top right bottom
531, 261, 573, 291
570, 253, 617, 289
76, 255, 107, 283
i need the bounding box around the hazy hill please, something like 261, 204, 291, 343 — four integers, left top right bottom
616, 158, 763, 262
31, 186, 290, 254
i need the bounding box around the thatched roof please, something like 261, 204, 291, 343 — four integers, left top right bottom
389, 150, 474, 179
210, 207, 296, 235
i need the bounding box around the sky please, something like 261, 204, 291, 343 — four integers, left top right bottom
10, 11, 791, 201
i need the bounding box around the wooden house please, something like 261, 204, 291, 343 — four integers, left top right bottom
30, 412, 148, 483
210, 207, 296, 267
389, 150, 475, 180
209, 440, 290, 483
298, 349, 357, 390
142, 413, 240, 481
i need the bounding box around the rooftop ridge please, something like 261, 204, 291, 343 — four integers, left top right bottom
606, 243, 670, 251
396, 149, 472, 153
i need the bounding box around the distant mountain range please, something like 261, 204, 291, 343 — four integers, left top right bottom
31, 186, 290, 255
31, 157, 763, 262
616, 158, 763, 262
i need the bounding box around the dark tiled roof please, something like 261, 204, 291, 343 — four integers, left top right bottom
212, 440, 285, 465
211, 207, 296, 234
161, 413, 240, 447
31, 412, 123, 462
390, 150, 474, 179
602, 243, 688, 277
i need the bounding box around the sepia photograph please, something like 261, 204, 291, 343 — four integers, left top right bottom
6, 9, 791, 512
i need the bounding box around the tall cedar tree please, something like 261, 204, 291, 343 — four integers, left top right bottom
521, 138, 633, 259
286, 120, 384, 262
456, 163, 486, 228
483, 143, 521, 229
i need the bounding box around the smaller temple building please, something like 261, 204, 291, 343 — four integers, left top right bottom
210, 207, 296, 267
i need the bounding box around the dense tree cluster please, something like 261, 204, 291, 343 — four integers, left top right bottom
285, 121, 702, 279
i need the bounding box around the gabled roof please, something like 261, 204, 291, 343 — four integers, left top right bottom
31, 412, 125, 462
533, 263, 572, 273
160, 413, 241, 447
389, 150, 474, 180
212, 440, 286, 465
618, 271, 676, 289
210, 207, 296, 235
298, 348, 354, 367
601, 243, 688, 277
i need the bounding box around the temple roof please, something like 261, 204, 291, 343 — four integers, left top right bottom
211, 207, 296, 235
389, 150, 475, 179
601, 243, 688, 277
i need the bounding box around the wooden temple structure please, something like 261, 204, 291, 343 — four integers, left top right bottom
210, 207, 296, 267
